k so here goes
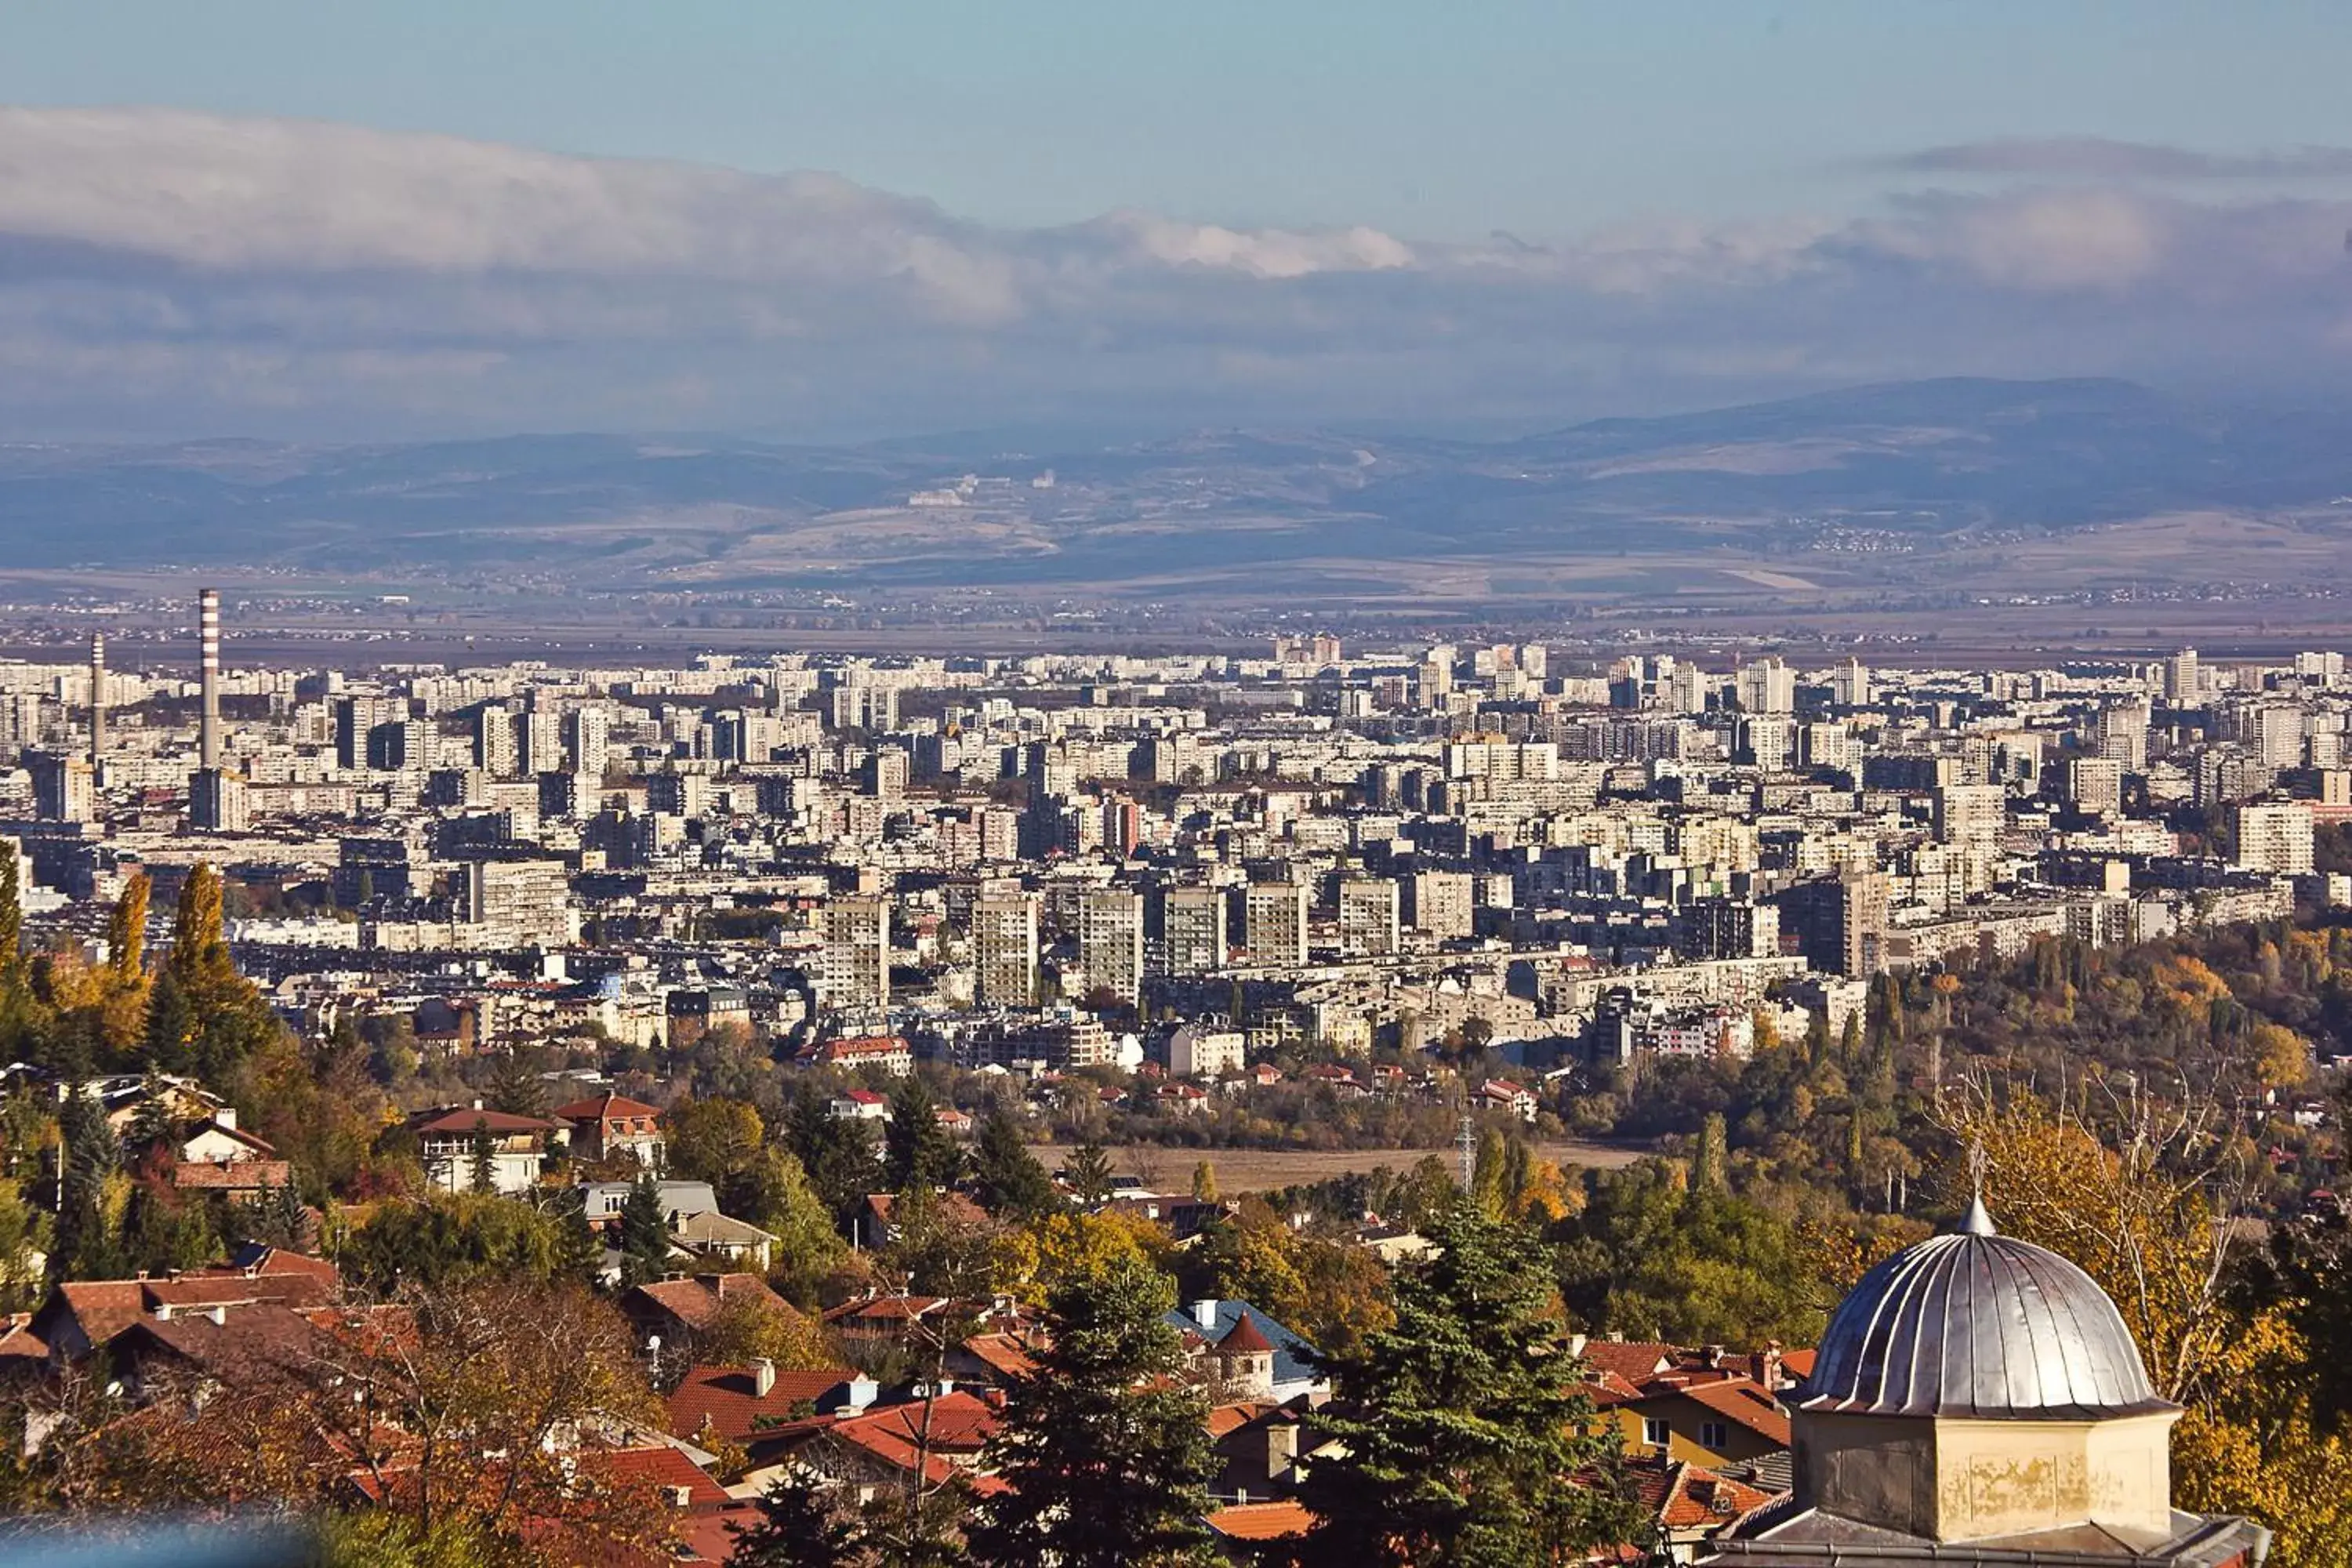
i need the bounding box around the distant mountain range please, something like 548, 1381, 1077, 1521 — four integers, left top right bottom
5, 378, 2349, 594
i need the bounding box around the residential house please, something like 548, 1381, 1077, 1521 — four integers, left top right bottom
406, 1104, 561, 1196
829, 1088, 890, 1123
1582, 1340, 1809, 1469
136, 1107, 293, 1201
619, 1272, 805, 1356
552, 1092, 665, 1165
664, 1358, 871, 1452
30, 1251, 340, 1363
1167, 1299, 1325, 1403
1611, 1455, 1780, 1563
1477, 1077, 1539, 1123
803, 1034, 914, 1076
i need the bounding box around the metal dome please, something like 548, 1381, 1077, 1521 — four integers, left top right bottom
1795, 1197, 2173, 1421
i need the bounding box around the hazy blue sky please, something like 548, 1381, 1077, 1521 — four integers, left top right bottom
11, 2, 2352, 237
5, 3, 2352, 440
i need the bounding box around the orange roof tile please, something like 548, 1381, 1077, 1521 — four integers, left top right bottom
1207, 1499, 1314, 1541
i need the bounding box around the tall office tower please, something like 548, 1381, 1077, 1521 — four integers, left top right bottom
1152, 884, 1228, 975
565, 705, 610, 779
1243, 880, 1309, 967
27, 752, 94, 823
1405, 869, 1475, 940
2165, 648, 2201, 705
474, 705, 517, 776
1337, 877, 1401, 957
821, 896, 891, 1011
198, 587, 221, 771
1077, 887, 1145, 1007
971, 893, 1041, 1007
88, 632, 105, 773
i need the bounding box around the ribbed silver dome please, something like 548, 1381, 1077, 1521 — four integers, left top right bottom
1796, 1199, 2172, 1420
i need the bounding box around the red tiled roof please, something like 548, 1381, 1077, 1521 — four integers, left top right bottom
593, 1443, 731, 1509
1219, 1314, 1276, 1356
666, 1362, 857, 1443
624, 1273, 797, 1334
409, 1107, 560, 1135
173, 1159, 294, 1190
1579, 1341, 1678, 1383
1207, 1499, 1314, 1541
553, 1092, 662, 1122
959, 1331, 1039, 1380
1674, 1377, 1791, 1447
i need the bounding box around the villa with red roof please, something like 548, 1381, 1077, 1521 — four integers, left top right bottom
551, 1091, 664, 1165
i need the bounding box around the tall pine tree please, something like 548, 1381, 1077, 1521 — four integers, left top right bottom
967, 1254, 1218, 1568
618, 1171, 672, 1287
969, 1105, 1058, 1218
1294, 1196, 1641, 1568
884, 1073, 963, 1193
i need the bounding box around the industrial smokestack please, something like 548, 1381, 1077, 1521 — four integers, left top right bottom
89, 631, 106, 772
198, 588, 220, 771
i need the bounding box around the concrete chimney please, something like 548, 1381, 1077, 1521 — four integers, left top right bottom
198, 588, 221, 771
89, 631, 105, 773
753, 1357, 775, 1398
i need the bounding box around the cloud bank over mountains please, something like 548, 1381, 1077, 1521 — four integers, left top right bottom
3, 107, 2351, 441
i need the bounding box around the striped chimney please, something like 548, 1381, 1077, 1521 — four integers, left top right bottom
198, 588, 220, 771
89, 631, 106, 771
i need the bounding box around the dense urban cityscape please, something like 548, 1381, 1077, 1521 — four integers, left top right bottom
12, 9, 2352, 1564
0, 587, 2336, 1562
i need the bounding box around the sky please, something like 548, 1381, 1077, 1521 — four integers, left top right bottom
5, 2, 2352, 442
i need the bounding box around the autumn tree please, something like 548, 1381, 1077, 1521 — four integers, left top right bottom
967, 1254, 1218, 1568
143, 862, 279, 1083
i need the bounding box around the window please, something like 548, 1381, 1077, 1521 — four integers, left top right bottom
1700, 1421, 1730, 1450
1642, 1417, 1670, 1448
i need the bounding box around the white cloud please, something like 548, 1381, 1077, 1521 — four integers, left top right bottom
2, 107, 2351, 439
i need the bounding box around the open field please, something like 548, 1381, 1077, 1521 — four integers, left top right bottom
1034, 1141, 1648, 1195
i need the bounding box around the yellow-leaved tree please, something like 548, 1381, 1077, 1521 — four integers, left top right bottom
1936, 1076, 2352, 1564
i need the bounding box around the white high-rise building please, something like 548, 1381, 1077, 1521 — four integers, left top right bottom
1243, 880, 1308, 967
822, 896, 891, 1011
2234, 800, 2314, 876
972, 894, 1041, 1007
1077, 888, 1145, 1006
1337, 877, 1401, 957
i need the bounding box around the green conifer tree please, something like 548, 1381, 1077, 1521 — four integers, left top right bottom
1295, 1196, 1642, 1567
967, 1254, 1219, 1568
970, 1105, 1058, 1218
